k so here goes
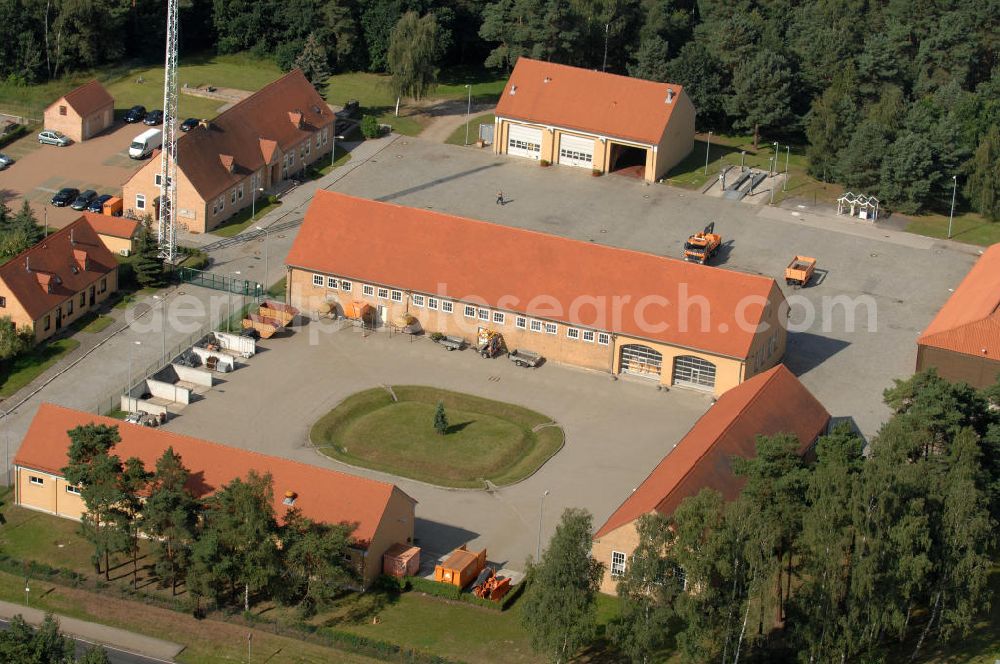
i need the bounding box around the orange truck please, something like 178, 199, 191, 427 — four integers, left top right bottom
784, 255, 816, 287
684, 222, 722, 264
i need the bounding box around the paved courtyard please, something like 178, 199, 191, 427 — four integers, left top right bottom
162, 320, 711, 570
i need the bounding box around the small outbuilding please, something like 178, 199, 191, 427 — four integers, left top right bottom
43, 80, 114, 143
493, 57, 695, 182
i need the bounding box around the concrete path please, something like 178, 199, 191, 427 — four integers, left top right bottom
418, 102, 495, 143
0, 600, 183, 662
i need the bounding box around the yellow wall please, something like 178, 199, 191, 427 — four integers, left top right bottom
654, 92, 696, 180
43, 100, 113, 143
362, 488, 417, 587
15, 467, 87, 520
97, 234, 134, 256
591, 519, 642, 595
1, 268, 118, 344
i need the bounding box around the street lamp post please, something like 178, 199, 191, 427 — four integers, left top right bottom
783, 145, 790, 191
229, 271, 241, 332
740, 151, 746, 168
947, 175, 957, 239
464, 84, 472, 146
255, 225, 270, 289
536, 490, 550, 561
703, 131, 712, 175
250, 187, 264, 222
772, 142, 779, 176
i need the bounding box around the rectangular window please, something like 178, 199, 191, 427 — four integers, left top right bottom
326, 276, 337, 289
66, 484, 81, 495
29, 476, 44, 486
567, 328, 580, 340
477, 308, 489, 321
427, 297, 439, 310
582, 330, 595, 343
312, 274, 324, 287
391, 290, 403, 302
316, 135, 321, 148
412, 294, 425, 307
238, 185, 244, 200
441, 301, 454, 313
231, 190, 237, 205
377, 287, 389, 300
544, 322, 557, 335
492, 312, 505, 325
516, 316, 527, 329
67, 299, 73, 315
611, 551, 626, 577
340, 280, 352, 292
99, 278, 107, 293
43, 316, 50, 331
136, 194, 146, 210
0, 296, 5, 308
154, 173, 162, 186
218, 196, 225, 211
362, 284, 374, 297
59, 105, 67, 116
79, 293, 85, 308
464, 305, 476, 318
305, 141, 311, 156
530, 320, 542, 333
597, 332, 610, 345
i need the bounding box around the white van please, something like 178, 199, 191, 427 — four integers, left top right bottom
129, 128, 162, 159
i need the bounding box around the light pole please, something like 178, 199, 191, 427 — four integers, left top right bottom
247, 632, 252, 663
740, 150, 746, 169
255, 225, 269, 290
464, 84, 472, 146
250, 187, 264, 222
783, 145, 790, 191
228, 270, 241, 332
128, 341, 141, 407
947, 175, 957, 239
602, 22, 611, 71
536, 490, 550, 561
703, 131, 712, 175
771, 142, 778, 176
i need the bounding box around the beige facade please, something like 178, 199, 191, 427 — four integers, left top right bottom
591, 520, 642, 595
0, 268, 117, 343
14, 466, 87, 520
494, 92, 695, 183
96, 233, 135, 257
361, 488, 418, 587
122, 131, 332, 233
43, 99, 113, 143
287, 266, 784, 396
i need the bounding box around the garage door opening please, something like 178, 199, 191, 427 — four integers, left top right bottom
609, 144, 648, 178
672, 355, 716, 391
620, 344, 663, 380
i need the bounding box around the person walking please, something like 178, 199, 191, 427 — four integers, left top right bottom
496, 190, 504, 206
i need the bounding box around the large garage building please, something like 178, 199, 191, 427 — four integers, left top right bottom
493, 57, 695, 182
916, 243, 1000, 388
285, 192, 786, 396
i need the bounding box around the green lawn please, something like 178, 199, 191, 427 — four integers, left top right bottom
305, 145, 352, 178
445, 112, 495, 146
209, 200, 282, 238
0, 504, 94, 572
266, 276, 287, 299
71, 312, 115, 335
903, 211, 1000, 246
0, 338, 80, 398
312, 386, 564, 488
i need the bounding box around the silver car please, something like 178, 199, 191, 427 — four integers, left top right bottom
38, 130, 70, 146
0, 152, 12, 169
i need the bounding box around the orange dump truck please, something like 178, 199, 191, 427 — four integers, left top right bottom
434, 545, 487, 589
784, 255, 816, 287
684, 222, 722, 264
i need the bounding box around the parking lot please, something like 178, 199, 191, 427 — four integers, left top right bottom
0, 121, 148, 228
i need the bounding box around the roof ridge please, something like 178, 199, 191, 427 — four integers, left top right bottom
204, 69, 303, 126
518, 57, 683, 91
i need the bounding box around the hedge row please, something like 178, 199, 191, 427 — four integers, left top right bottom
0, 124, 29, 149
389, 575, 526, 612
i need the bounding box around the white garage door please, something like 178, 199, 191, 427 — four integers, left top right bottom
672, 355, 717, 391
558, 134, 594, 168
507, 124, 542, 160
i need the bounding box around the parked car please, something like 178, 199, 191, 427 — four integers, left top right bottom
180, 117, 200, 132
124, 105, 146, 123
38, 130, 70, 146
143, 110, 164, 126
0, 152, 12, 169
86, 194, 114, 213
51, 187, 80, 207
70, 189, 98, 211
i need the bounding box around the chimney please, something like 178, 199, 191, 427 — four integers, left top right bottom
509, 85, 517, 95
73, 248, 89, 271
198, 119, 211, 130
25, 256, 30, 272
666, 88, 675, 104
288, 110, 303, 128
543, 76, 551, 83
70, 228, 75, 245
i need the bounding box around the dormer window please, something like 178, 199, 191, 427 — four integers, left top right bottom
219, 154, 235, 173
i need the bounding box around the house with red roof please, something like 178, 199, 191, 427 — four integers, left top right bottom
590, 365, 830, 593
77, 212, 139, 256
122, 70, 334, 233
14, 404, 417, 587
916, 244, 1000, 388
43, 80, 114, 143
285, 191, 787, 396
493, 58, 695, 182
0, 216, 118, 343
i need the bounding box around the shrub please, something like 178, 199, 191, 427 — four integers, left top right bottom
591, 168, 602, 177
0, 124, 28, 149
267, 194, 280, 205
429, 331, 444, 341
539, 159, 550, 167
361, 115, 381, 139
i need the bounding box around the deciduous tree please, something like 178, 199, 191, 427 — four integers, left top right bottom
387, 11, 440, 112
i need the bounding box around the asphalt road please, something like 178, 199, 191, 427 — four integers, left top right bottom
0, 617, 173, 664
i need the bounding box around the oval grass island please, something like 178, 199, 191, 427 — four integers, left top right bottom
310, 386, 564, 488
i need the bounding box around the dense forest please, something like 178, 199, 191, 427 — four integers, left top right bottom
0, 0, 997, 216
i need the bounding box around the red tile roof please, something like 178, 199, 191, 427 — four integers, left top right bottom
0, 217, 118, 321
54, 80, 114, 117
594, 365, 829, 539
918, 245, 1000, 358
79, 213, 139, 240
15, 404, 415, 546
495, 57, 686, 145
287, 192, 780, 359
167, 69, 332, 201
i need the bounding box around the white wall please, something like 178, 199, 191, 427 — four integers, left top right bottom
213, 332, 255, 356
120, 396, 168, 416
171, 363, 214, 387
191, 347, 236, 372
146, 378, 191, 405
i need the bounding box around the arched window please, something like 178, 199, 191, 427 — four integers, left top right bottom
620, 344, 664, 379
672, 356, 716, 390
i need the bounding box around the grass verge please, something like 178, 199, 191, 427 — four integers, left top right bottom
0, 338, 80, 398
445, 112, 495, 146
70, 312, 115, 334
903, 211, 1000, 246
311, 386, 563, 488
209, 200, 282, 238
305, 146, 352, 179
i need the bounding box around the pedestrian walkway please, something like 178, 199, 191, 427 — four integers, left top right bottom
0, 600, 184, 661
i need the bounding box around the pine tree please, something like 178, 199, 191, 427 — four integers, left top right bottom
0, 201, 44, 260
280, 509, 356, 616
294, 33, 330, 95
133, 218, 164, 288
120, 456, 151, 590
520, 508, 604, 663
726, 51, 794, 148
965, 125, 1000, 220
434, 401, 448, 435
142, 447, 200, 596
